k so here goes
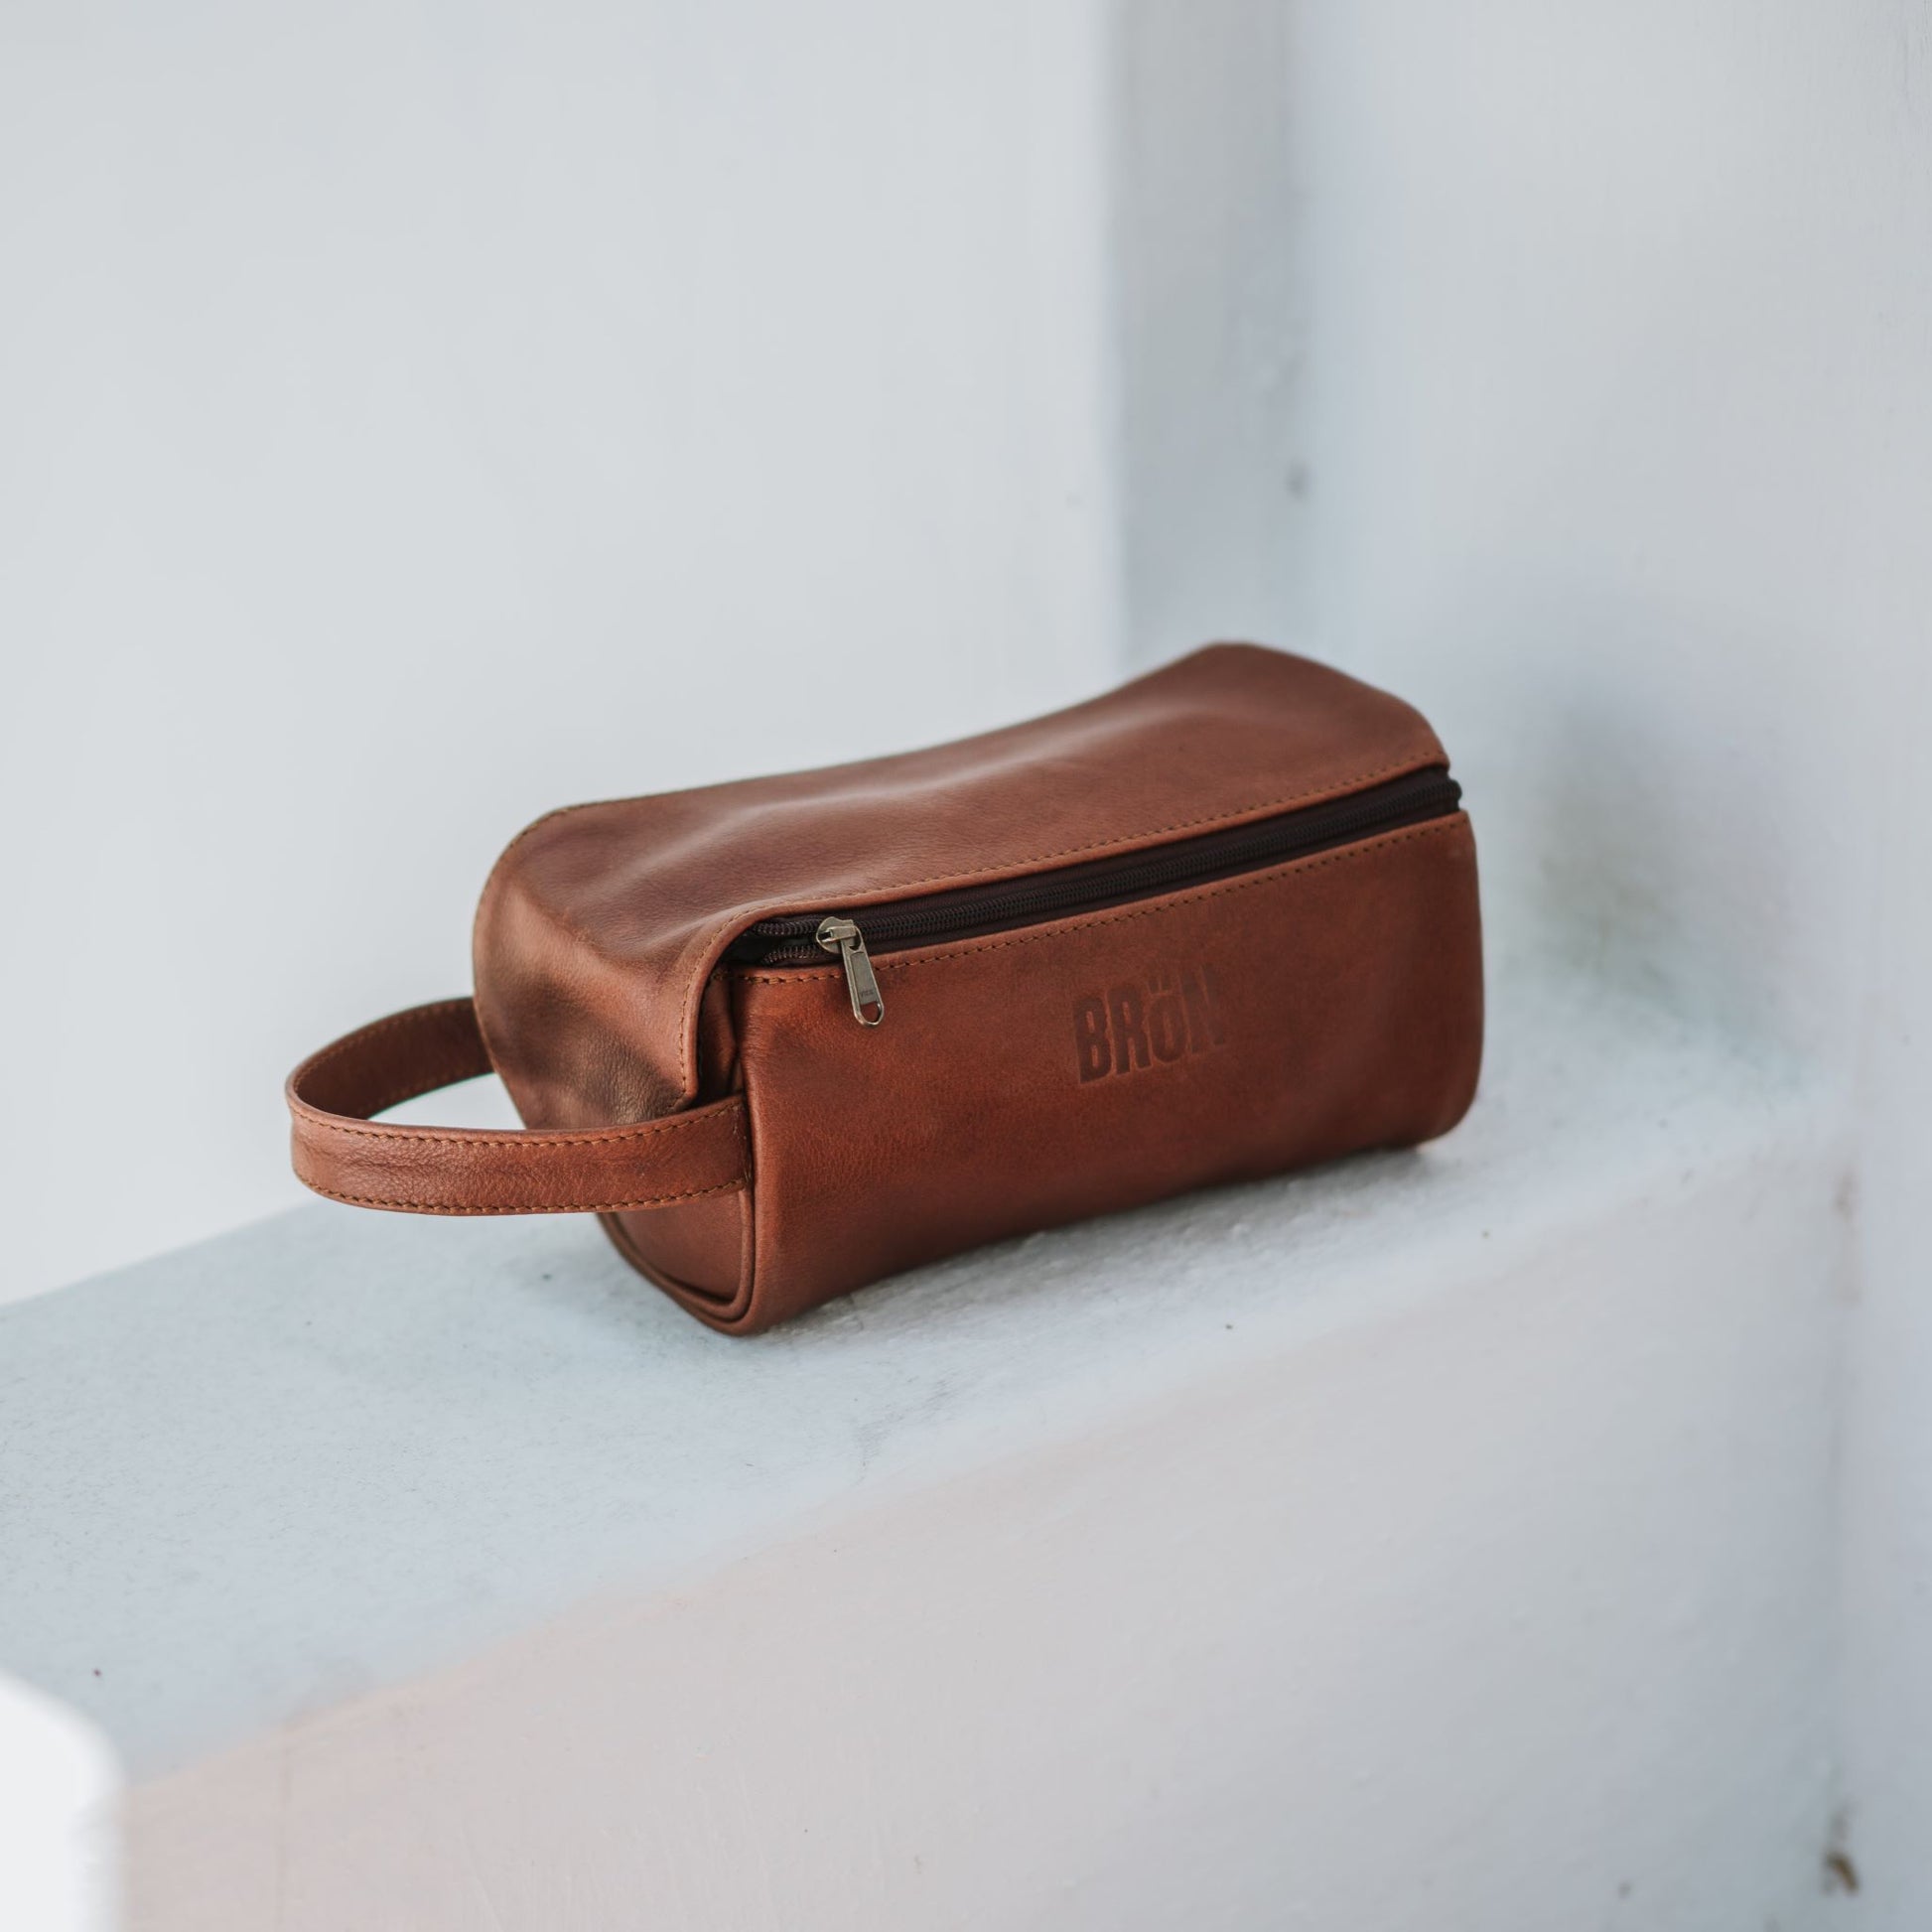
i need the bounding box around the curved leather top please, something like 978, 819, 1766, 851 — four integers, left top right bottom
474, 644, 1448, 1127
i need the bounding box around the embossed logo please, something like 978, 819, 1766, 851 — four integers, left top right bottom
1073, 963, 1226, 1082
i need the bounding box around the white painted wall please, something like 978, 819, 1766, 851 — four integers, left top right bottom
1237, 2, 1930, 1919
1110, 0, 1310, 664
0, 0, 1118, 1305
1840, 667, 1932, 1922
1112, 1, 1932, 1916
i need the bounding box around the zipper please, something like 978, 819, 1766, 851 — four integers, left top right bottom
728, 765, 1461, 1026
814, 916, 887, 1027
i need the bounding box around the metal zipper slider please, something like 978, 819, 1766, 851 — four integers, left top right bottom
817, 916, 885, 1027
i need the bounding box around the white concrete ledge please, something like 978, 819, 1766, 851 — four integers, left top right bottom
0, 965, 1848, 1929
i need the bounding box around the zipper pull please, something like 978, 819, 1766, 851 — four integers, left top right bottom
817, 916, 885, 1027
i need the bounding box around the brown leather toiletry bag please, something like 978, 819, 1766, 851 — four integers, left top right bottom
288, 643, 1482, 1333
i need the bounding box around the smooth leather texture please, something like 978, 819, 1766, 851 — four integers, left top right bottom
287, 644, 1483, 1332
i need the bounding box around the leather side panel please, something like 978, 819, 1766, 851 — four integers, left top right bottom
476, 945, 753, 1316
724, 817, 1482, 1333
602, 1186, 755, 1322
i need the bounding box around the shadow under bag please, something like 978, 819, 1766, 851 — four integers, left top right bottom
287, 643, 1483, 1333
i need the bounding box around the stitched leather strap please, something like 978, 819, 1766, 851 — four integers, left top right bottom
287, 999, 749, 1216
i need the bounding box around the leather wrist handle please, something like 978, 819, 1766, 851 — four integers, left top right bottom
286, 998, 749, 1216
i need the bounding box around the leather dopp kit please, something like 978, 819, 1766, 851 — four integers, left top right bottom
288, 644, 1483, 1333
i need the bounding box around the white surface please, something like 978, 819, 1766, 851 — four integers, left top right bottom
0, 0, 1118, 1305
0, 1672, 120, 1932
0, 969, 1845, 1927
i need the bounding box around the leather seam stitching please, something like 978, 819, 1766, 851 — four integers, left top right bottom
303, 1176, 748, 1215
293, 1105, 746, 1152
